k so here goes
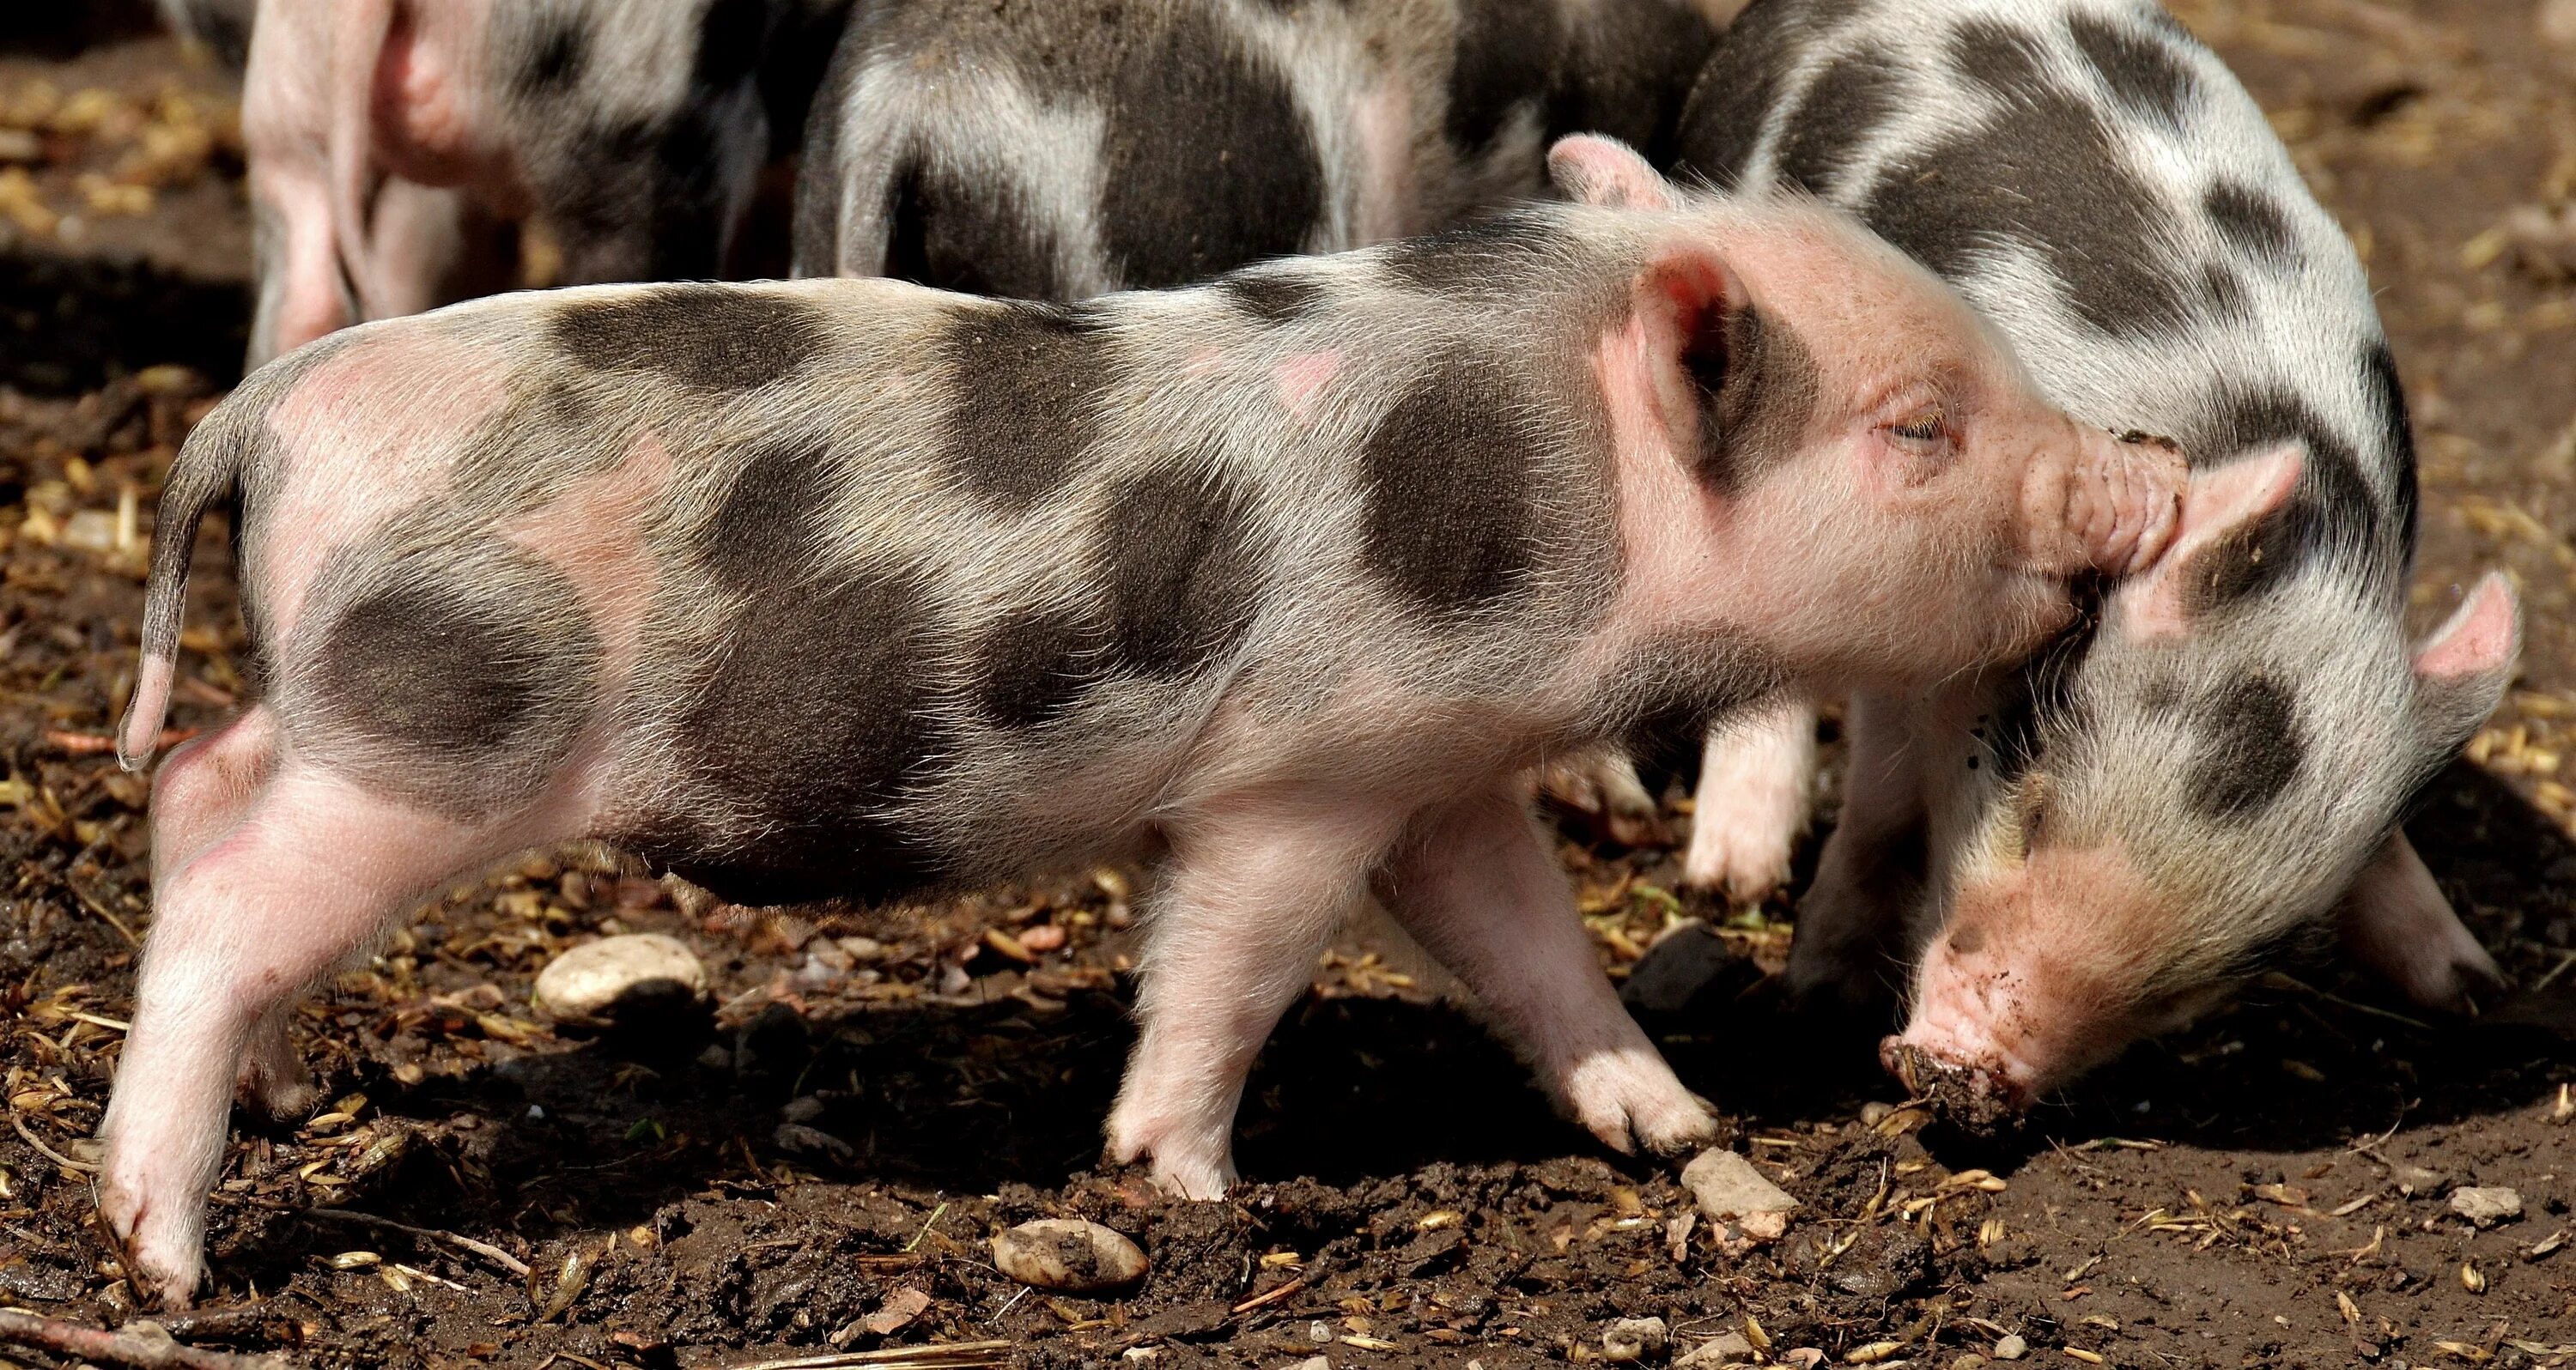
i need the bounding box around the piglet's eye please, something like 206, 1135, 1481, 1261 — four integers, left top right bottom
1886, 409, 1947, 446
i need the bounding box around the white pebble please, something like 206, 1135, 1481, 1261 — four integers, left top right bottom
533, 933, 708, 1021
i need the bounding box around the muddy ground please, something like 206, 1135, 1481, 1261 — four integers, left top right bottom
2, 3, 2573, 1367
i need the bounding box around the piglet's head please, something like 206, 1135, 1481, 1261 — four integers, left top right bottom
1553, 136, 2187, 696
1886, 439, 2523, 1112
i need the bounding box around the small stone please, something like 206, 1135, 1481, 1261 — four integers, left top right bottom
1951, 1356, 1990, 1370
1676, 1331, 1757, 1368
1784, 1350, 1826, 1370
862, 1286, 931, 1337
1309, 1321, 1334, 1344
1603, 1316, 1668, 1362
1860, 1102, 1896, 1127
1121, 1349, 1158, 1363
1292, 1359, 1331, 1370
1622, 922, 1759, 1015
1684, 1149, 1798, 1223
532, 933, 708, 1023
2450, 1186, 2524, 1227
2395, 1166, 2448, 1197
2546, 0, 2576, 45
1993, 1333, 2027, 1361
990, 1218, 1149, 1294
773, 1123, 854, 1167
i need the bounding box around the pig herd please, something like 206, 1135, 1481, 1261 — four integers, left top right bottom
103, 0, 2518, 1306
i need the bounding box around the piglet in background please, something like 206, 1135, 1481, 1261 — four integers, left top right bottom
793, 0, 1725, 292
217, 0, 850, 366
1659, 0, 2517, 1114
100, 138, 2180, 1304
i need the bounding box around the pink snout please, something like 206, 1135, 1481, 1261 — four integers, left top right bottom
1883, 940, 2049, 1125
1885, 841, 2161, 1123
2020, 428, 2188, 578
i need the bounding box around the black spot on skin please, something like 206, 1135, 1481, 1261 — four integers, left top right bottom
519, 15, 588, 94
973, 608, 1105, 730
1098, 9, 1322, 288
1946, 19, 2053, 100
1379, 215, 1567, 298
2203, 180, 2300, 269
1686, 304, 1820, 496
1448, 0, 1560, 152
1098, 466, 1263, 677
1862, 81, 2194, 341
552, 286, 829, 391
699, 442, 833, 591
935, 305, 1106, 510
646, 568, 951, 907
2360, 339, 2419, 554
2186, 675, 2304, 819
1221, 270, 1326, 325
1358, 361, 1543, 614
1773, 44, 1905, 195
2176, 385, 2385, 609
2066, 11, 2195, 127
2201, 259, 2249, 317
1670, 0, 1805, 190
310, 537, 600, 804
885, 155, 1064, 300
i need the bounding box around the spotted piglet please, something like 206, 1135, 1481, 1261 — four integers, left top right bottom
239, 0, 850, 366
102, 138, 2181, 1304
1661, 0, 2517, 1111
792, 0, 1723, 292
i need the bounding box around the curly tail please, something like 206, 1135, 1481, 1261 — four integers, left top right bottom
117, 402, 258, 771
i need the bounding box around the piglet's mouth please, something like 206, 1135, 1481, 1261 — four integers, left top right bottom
1880, 1039, 2023, 1136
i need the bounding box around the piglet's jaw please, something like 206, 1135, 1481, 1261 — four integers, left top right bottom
2016, 429, 2187, 577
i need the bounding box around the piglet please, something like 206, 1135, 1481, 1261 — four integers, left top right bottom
1665, 0, 2518, 1113
239, 0, 849, 366
102, 137, 2176, 1305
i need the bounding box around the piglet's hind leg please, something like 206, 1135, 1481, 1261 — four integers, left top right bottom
1376, 783, 1716, 1157
1680, 698, 1817, 901
1106, 798, 1399, 1199
101, 765, 507, 1307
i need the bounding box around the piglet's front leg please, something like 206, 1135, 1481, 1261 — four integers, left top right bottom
1376, 782, 1716, 1157
1105, 797, 1403, 1198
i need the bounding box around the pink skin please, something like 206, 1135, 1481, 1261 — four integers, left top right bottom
500, 433, 674, 694
244, 0, 514, 361
258, 332, 508, 635
1680, 697, 1816, 900
100, 757, 515, 1306
1272, 350, 1344, 419
2336, 831, 2503, 1012
1373, 780, 1716, 1155
1104, 790, 1406, 1197
1350, 81, 1419, 246
1882, 839, 2181, 1106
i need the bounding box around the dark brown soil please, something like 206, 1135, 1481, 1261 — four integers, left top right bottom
2, 5, 2573, 1368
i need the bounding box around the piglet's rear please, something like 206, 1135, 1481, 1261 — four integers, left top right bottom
101, 138, 2176, 1307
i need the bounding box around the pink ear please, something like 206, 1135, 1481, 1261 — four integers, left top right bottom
2414, 571, 2518, 681
2121, 441, 2304, 638
1548, 134, 1683, 212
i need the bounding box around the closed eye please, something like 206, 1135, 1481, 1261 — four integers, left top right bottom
1888, 409, 1947, 444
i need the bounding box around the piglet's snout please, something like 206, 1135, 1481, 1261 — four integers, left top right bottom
2017, 427, 2187, 578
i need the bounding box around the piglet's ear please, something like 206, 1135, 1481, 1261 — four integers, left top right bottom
2409, 570, 2518, 760
1549, 134, 1684, 212
2118, 441, 2303, 639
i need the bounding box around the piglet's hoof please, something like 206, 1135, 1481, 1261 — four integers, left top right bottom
1880, 1040, 2016, 1137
